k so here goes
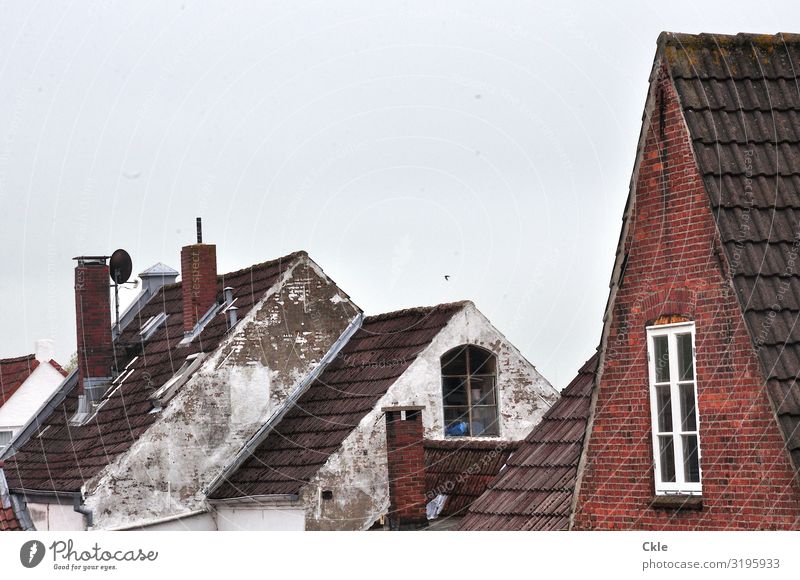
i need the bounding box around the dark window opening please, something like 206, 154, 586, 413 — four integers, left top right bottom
441, 345, 499, 437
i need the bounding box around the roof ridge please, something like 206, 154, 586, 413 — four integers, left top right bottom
0, 354, 36, 365
364, 300, 472, 323
659, 31, 800, 47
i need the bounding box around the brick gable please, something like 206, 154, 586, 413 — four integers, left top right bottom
573, 65, 800, 530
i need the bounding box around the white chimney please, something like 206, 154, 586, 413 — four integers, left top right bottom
34, 339, 55, 363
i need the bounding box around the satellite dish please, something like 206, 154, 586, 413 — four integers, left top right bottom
109, 249, 133, 284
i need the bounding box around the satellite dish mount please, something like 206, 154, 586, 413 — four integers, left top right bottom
109, 249, 133, 333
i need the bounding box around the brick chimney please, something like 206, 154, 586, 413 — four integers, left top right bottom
383, 406, 428, 530
180, 218, 218, 333
74, 256, 114, 397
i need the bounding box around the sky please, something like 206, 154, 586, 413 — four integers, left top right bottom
0, 0, 797, 387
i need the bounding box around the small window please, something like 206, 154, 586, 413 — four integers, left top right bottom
0, 430, 12, 452
441, 345, 499, 437
647, 322, 702, 495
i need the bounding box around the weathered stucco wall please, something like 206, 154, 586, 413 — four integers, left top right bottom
84, 256, 359, 529
301, 302, 557, 530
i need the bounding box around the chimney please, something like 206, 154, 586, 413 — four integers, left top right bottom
34, 339, 55, 363
180, 218, 218, 333
383, 406, 428, 530
74, 256, 114, 398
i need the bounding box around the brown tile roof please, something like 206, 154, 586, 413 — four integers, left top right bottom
4, 252, 306, 493
208, 302, 467, 499
0, 355, 39, 409
663, 32, 800, 472
423, 439, 517, 519
459, 353, 597, 531
0, 463, 21, 531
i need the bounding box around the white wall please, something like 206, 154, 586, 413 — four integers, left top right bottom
301, 302, 558, 530
27, 502, 86, 531
0, 362, 65, 436
214, 506, 305, 531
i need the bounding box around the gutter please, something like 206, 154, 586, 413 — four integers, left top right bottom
204, 312, 364, 498
106, 509, 210, 531
73, 493, 93, 529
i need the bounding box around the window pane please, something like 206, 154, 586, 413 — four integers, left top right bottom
677, 333, 694, 381
653, 335, 670, 382
655, 385, 672, 433
444, 407, 470, 437
682, 434, 700, 482
468, 347, 496, 375
441, 347, 468, 376
679, 383, 697, 431
442, 376, 468, 406
469, 375, 496, 406
471, 405, 499, 436
658, 435, 676, 482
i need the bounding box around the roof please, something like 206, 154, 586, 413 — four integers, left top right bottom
0, 354, 66, 410
0, 463, 21, 531
0, 355, 38, 408
4, 251, 307, 493
459, 353, 597, 531
139, 262, 179, 277
661, 32, 800, 472
208, 302, 468, 499
424, 439, 517, 519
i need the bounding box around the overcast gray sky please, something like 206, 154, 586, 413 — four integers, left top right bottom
0, 1, 796, 387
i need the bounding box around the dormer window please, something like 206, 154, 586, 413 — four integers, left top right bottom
441, 345, 499, 437
646, 321, 702, 495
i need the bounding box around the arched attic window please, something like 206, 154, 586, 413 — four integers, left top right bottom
441, 345, 499, 437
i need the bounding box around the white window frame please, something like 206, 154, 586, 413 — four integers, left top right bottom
646, 321, 702, 495
0, 429, 13, 453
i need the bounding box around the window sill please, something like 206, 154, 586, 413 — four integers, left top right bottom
649, 495, 703, 510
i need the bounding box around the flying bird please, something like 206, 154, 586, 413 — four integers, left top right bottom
444, 275, 450, 281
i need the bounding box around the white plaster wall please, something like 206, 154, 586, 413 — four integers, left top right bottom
302, 302, 558, 530
82, 256, 358, 530
0, 363, 65, 436
27, 502, 86, 531
214, 506, 305, 531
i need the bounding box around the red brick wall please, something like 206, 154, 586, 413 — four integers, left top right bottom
180, 243, 218, 332
573, 67, 800, 530
385, 409, 427, 529
74, 261, 113, 389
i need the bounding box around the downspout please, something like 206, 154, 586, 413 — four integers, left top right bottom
73, 493, 93, 529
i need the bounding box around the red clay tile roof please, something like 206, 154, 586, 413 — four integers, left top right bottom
208, 302, 467, 499
0, 463, 21, 531
459, 353, 597, 531
4, 252, 306, 493
662, 32, 800, 473
0, 355, 39, 409
424, 439, 517, 519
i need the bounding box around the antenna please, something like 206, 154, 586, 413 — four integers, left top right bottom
109, 249, 133, 333
196, 217, 202, 244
